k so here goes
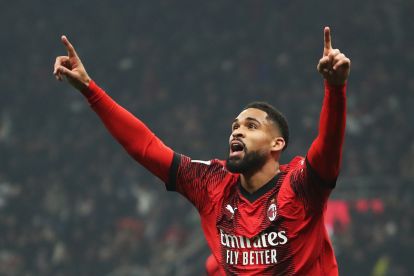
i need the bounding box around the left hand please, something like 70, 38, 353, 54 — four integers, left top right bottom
317, 27, 351, 86
53, 35, 91, 92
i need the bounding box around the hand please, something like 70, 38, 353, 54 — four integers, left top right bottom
317, 27, 351, 86
53, 36, 91, 92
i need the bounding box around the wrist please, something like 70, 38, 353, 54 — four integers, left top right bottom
80, 77, 93, 97
324, 80, 346, 99
325, 79, 347, 87
83, 76, 91, 89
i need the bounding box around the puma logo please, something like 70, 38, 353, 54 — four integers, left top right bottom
226, 204, 237, 218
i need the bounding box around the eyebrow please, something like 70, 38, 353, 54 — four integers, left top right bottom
232, 117, 262, 125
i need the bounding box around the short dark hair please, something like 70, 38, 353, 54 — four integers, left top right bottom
244, 101, 289, 150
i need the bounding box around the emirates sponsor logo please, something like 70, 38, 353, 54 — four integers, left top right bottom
220, 229, 288, 266
220, 229, 287, 249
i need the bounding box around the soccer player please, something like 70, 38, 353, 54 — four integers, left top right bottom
53, 26, 350, 275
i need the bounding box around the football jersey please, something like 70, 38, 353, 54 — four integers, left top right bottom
83, 80, 346, 275
167, 153, 338, 276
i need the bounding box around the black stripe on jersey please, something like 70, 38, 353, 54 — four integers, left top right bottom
238, 173, 281, 203
305, 157, 337, 189
166, 152, 181, 191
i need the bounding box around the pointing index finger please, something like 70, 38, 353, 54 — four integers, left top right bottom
61, 35, 78, 58
323, 26, 332, 55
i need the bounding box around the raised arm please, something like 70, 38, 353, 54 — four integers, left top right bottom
307, 27, 351, 182
53, 36, 174, 183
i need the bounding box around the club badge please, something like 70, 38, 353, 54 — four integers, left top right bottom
267, 203, 277, 222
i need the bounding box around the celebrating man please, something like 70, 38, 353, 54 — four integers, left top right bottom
54, 26, 350, 275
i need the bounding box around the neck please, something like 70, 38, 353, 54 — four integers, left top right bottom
240, 159, 280, 194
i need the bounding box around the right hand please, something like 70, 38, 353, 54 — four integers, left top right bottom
53, 35, 91, 92
316, 27, 351, 86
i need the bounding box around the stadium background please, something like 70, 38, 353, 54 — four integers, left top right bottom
1, 0, 413, 275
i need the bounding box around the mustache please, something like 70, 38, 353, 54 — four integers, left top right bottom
230, 138, 246, 149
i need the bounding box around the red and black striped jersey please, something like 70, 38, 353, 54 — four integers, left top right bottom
84, 80, 346, 276
167, 154, 338, 275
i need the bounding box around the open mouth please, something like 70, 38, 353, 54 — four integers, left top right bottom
230, 140, 245, 158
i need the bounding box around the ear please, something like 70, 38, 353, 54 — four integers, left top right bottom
271, 137, 286, 152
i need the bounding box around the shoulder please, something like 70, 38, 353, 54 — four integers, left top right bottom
174, 153, 222, 167
182, 156, 227, 170
190, 158, 226, 166
280, 156, 305, 173
174, 154, 232, 179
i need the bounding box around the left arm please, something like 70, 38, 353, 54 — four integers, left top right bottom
307, 27, 351, 182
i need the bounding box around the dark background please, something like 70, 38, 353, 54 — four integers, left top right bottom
1, 0, 413, 275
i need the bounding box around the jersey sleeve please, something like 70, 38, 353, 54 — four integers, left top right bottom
166, 153, 229, 214
288, 157, 335, 213
289, 81, 346, 211
82, 80, 174, 183
307, 80, 347, 183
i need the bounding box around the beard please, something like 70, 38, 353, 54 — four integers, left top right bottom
226, 148, 268, 174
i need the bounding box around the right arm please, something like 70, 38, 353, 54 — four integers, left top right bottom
53, 36, 173, 183
85, 80, 174, 183
53, 35, 227, 214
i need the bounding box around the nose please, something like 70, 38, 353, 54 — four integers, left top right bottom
231, 128, 245, 139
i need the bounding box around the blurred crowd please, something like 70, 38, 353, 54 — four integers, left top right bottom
1, 0, 413, 275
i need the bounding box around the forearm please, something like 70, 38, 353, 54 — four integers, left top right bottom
307, 80, 346, 181
82, 80, 174, 183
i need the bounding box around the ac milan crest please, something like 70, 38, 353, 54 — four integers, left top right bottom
267, 203, 277, 222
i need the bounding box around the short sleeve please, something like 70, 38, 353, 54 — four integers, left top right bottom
167, 153, 229, 213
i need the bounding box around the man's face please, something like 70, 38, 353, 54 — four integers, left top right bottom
226, 108, 280, 174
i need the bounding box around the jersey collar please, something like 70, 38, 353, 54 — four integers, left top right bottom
237, 173, 281, 203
